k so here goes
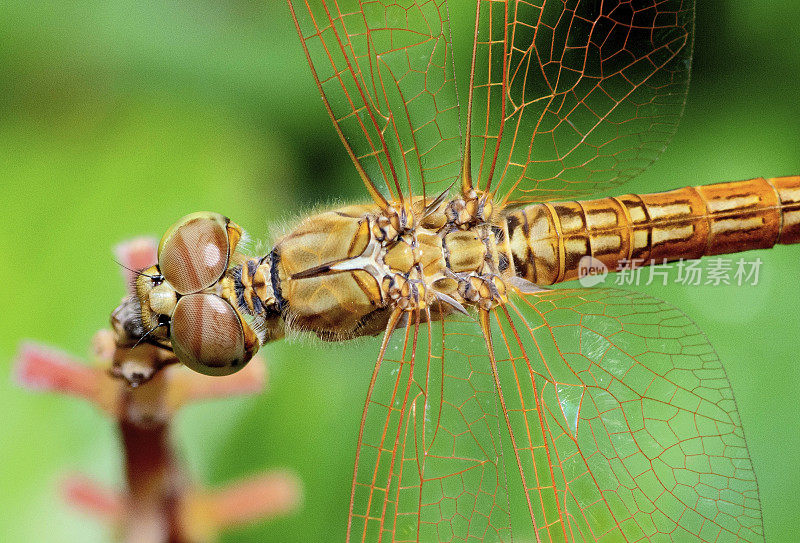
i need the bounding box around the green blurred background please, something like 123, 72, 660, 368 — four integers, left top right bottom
1, 1, 798, 541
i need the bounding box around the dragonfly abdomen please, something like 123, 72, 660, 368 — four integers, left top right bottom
503, 176, 800, 285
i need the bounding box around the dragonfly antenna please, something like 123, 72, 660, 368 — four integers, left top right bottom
113, 259, 160, 280
130, 321, 164, 353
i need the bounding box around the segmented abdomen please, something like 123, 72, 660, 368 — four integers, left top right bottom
502, 176, 800, 285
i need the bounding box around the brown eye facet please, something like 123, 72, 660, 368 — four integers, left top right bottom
158, 212, 231, 294
170, 293, 247, 376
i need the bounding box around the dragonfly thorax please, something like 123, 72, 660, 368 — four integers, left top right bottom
235, 197, 510, 343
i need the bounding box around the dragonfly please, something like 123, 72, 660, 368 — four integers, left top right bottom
118, 0, 800, 541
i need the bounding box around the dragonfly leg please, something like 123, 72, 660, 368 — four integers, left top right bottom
381, 272, 431, 312
455, 272, 508, 311
445, 189, 496, 229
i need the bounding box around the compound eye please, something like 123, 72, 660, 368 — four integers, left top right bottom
170, 293, 247, 376
158, 212, 231, 294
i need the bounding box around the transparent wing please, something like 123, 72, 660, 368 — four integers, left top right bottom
488, 288, 762, 542
348, 310, 511, 542
288, 0, 462, 205
468, 0, 694, 205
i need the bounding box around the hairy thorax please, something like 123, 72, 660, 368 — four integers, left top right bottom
236, 195, 509, 342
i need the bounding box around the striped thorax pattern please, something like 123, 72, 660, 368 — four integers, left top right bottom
237, 195, 504, 343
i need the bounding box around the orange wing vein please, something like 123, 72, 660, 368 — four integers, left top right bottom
348, 307, 512, 542
468, 0, 695, 205
288, 0, 463, 204
486, 287, 762, 542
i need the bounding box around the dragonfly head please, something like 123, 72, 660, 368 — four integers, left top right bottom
134, 212, 260, 376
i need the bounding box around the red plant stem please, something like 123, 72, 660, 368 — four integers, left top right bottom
120, 420, 184, 543
117, 370, 188, 543
15, 330, 294, 542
